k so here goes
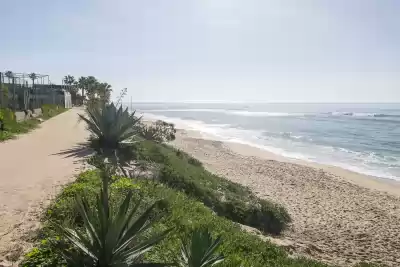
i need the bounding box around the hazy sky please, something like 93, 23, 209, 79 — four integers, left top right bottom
1, 0, 399, 102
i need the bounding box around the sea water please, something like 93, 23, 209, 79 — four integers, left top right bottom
128, 103, 400, 180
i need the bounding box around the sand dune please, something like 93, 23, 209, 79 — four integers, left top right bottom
172, 129, 400, 266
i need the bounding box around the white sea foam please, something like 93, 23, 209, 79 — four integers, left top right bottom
139, 111, 400, 181
142, 109, 301, 117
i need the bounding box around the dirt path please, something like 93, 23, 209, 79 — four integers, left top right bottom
0, 108, 88, 263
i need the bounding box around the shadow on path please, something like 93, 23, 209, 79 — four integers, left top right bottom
53, 143, 93, 159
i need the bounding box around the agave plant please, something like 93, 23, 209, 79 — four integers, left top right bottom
59, 190, 172, 266
78, 103, 142, 169
178, 229, 224, 267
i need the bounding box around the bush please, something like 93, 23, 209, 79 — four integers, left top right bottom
136, 140, 291, 235
21, 238, 66, 267
41, 104, 66, 119
22, 171, 327, 267
137, 120, 177, 143
0, 108, 14, 122
0, 110, 41, 141
0, 105, 67, 141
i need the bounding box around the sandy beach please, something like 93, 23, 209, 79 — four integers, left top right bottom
1, 111, 399, 266
172, 129, 400, 266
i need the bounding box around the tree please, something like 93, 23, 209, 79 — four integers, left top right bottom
4, 71, 13, 84
28, 73, 38, 109
63, 75, 76, 86
85, 76, 99, 100
4, 71, 14, 109
78, 76, 88, 100
78, 76, 99, 103
97, 82, 112, 104
63, 75, 79, 104
28, 72, 37, 86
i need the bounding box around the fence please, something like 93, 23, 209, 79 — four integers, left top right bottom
0, 72, 67, 111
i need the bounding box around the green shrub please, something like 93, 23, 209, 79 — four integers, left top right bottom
23, 171, 327, 267
0, 108, 14, 122
41, 104, 66, 119
0, 113, 41, 141
137, 140, 291, 235
21, 237, 66, 267
0, 105, 66, 141
137, 120, 177, 142
187, 154, 203, 167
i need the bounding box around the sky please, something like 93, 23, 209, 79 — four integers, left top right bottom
0, 0, 399, 102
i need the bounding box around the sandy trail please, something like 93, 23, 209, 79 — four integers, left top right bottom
172, 130, 400, 267
0, 108, 88, 263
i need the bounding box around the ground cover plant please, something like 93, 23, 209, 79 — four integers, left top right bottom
135, 140, 291, 235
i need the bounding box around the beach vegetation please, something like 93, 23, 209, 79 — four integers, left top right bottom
58, 188, 172, 266
47, 102, 173, 266
177, 229, 225, 267
137, 120, 177, 143
136, 140, 291, 235
21, 170, 327, 267
77, 103, 141, 178
22, 102, 364, 267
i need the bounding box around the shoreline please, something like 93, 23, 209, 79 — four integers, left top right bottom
141, 114, 399, 184
170, 127, 400, 266
175, 127, 400, 197
227, 139, 400, 198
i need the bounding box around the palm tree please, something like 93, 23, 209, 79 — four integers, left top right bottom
28, 73, 38, 109
86, 76, 98, 102
63, 75, 78, 104
4, 71, 14, 109
177, 229, 224, 267
63, 75, 76, 86
4, 71, 13, 84
98, 82, 112, 104
28, 72, 37, 87
78, 76, 88, 101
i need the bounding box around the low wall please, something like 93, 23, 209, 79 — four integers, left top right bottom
15, 111, 27, 122
32, 108, 42, 118
14, 110, 34, 122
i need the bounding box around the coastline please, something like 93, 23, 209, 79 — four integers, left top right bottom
226, 139, 400, 198
170, 128, 400, 266
174, 127, 400, 197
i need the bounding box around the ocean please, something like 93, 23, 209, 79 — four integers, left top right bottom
129, 102, 400, 181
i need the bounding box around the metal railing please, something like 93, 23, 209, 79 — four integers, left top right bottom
0, 72, 66, 111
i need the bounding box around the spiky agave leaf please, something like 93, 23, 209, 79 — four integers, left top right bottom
58, 191, 172, 266
178, 229, 224, 267
78, 102, 142, 166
